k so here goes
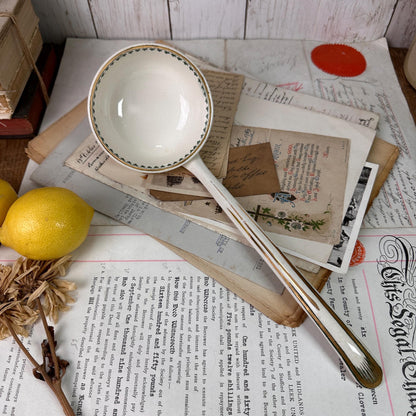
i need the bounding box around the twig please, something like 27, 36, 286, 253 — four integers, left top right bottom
0, 316, 39, 369
0, 316, 75, 416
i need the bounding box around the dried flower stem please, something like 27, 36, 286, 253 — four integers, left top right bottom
2, 314, 74, 415
36, 297, 60, 379
0, 316, 39, 369
0, 315, 74, 415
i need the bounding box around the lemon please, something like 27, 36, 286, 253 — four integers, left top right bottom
0, 187, 94, 260
0, 179, 18, 226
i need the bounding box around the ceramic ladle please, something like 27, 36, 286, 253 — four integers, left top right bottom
88, 43, 382, 388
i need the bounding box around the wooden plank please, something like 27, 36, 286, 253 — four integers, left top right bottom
246, 0, 396, 42
89, 0, 170, 39
31, 0, 96, 44
30, 0, 416, 46
169, 0, 246, 39
385, 0, 416, 47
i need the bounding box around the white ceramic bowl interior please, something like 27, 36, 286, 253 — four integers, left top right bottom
88, 44, 213, 172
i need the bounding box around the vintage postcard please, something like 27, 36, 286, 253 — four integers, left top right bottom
325, 163, 378, 273
233, 126, 349, 243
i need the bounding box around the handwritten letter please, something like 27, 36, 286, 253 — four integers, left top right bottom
222, 143, 280, 197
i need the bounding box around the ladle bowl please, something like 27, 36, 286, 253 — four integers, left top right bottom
89, 44, 213, 172
88, 43, 382, 389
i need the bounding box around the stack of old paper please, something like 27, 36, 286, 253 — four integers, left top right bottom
28, 42, 399, 326
63, 52, 382, 275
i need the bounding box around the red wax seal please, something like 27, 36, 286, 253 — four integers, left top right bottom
350, 240, 366, 266
311, 44, 366, 77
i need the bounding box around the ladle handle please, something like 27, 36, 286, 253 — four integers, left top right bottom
185, 154, 382, 389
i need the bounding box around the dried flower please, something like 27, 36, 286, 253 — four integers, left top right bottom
0, 263, 38, 339
1, 255, 75, 323
0, 300, 38, 339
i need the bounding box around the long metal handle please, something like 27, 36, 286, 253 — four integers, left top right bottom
185, 154, 383, 389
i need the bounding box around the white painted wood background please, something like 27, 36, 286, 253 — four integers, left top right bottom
31, 0, 416, 47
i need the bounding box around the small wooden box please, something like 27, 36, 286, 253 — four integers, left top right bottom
0, 0, 42, 119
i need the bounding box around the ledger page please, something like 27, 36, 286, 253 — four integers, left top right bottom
0, 225, 415, 415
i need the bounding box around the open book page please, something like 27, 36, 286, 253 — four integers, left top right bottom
156, 237, 330, 326
0, 225, 415, 415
